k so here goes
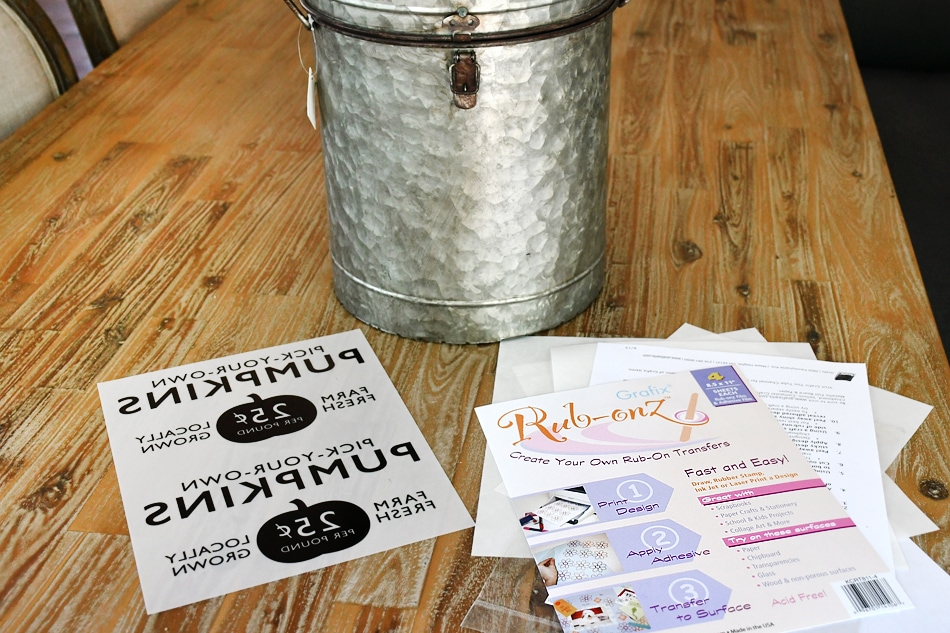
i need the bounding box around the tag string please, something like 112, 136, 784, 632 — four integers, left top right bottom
296, 22, 311, 73
297, 16, 319, 74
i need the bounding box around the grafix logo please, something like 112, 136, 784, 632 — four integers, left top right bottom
616, 384, 672, 400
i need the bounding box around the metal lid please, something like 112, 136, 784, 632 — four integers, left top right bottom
291, 0, 623, 46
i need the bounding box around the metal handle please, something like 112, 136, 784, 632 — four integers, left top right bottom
282, 0, 312, 29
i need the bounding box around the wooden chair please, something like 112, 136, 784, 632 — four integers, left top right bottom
0, 0, 77, 141
66, 0, 176, 66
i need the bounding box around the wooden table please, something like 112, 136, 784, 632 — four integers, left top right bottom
1, 0, 948, 630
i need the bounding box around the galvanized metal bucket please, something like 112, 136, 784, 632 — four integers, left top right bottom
283, 0, 624, 343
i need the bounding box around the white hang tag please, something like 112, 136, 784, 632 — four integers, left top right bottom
306, 67, 317, 129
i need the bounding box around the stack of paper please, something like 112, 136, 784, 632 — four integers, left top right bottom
465, 325, 945, 633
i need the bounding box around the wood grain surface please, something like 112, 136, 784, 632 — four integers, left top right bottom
1, 0, 948, 630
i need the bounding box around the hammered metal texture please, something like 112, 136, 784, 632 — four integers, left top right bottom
312, 18, 611, 343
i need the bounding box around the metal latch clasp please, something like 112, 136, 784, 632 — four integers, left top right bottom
449, 50, 479, 109
442, 7, 480, 39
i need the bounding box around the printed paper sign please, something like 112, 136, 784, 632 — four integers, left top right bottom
475, 367, 908, 633
99, 330, 473, 613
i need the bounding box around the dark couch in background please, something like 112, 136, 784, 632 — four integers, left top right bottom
839, 0, 950, 358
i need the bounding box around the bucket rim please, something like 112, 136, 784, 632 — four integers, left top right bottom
301, 0, 625, 47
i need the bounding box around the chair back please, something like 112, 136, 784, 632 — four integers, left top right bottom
67, 0, 176, 66
0, 0, 76, 141
101, 0, 176, 45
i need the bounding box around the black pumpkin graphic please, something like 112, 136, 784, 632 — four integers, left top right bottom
257, 499, 371, 563
216, 393, 317, 443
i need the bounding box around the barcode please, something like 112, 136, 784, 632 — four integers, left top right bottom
840, 577, 902, 612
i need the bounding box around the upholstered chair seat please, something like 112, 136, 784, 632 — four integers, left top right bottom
0, 0, 76, 141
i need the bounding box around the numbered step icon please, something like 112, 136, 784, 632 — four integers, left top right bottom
641, 524, 681, 551
217, 393, 317, 443
613, 519, 702, 573
583, 473, 673, 521
257, 499, 370, 563
616, 478, 655, 503
667, 576, 710, 603
626, 570, 731, 628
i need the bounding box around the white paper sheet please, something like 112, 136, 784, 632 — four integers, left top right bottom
99, 330, 473, 613
669, 324, 768, 343
553, 341, 816, 393
881, 476, 938, 539
868, 386, 934, 470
